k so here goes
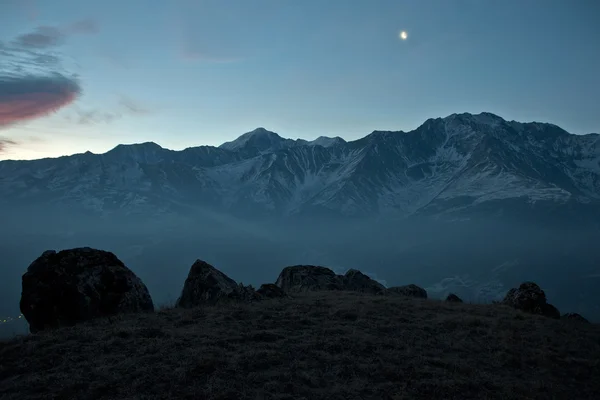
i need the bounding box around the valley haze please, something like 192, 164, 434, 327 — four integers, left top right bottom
1, 112, 599, 338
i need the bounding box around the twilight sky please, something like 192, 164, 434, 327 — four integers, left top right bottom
0, 0, 599, 160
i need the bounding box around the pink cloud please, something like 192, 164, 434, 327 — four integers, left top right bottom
0, 74, 81, 128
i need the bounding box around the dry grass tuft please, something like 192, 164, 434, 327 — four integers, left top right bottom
1, 291, 599, 399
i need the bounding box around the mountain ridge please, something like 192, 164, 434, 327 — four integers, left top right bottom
2, 112, 597, 162
1, 112, 599, 223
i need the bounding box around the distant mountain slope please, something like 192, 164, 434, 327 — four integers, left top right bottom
1, 112, 599, 223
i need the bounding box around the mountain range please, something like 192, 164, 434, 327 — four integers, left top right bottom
1, 112, 599, 225
2, 111, 600, 328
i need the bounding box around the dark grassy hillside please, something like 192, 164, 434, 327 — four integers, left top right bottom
1, 291, 599, 400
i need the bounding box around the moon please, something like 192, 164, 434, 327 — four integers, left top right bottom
399, 31, 408, 40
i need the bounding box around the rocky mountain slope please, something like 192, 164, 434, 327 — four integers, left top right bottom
0, 112, 599, 222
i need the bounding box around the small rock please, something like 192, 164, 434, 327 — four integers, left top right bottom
257, 283, 288, 298
228, 283, 263, 303
502, 282, 560, 319
342, 269, 386, 294
445, 293, 463, 303
386, 284, 428, 299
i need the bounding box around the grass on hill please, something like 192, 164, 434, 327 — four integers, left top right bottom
1, 291, 599, 400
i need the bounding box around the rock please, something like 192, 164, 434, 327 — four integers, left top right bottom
257, 283, 288, 299
342, 269, 386, 294
562, 313, 590, 323
176, 260, 258, 308
275, 265, 345, 293
445, 293, 463, 303
274, 266, 386, 294
386, 284, 428, 299
501, 282, 560, 319
19, 247, 154, 333
228, 283, 263, 303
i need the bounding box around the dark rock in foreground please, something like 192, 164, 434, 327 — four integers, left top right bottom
445, 293, 463, 303
275, 265, 346, 293
229, 283, 263, 303
257, 283, 288, 299
502, 282, 560, 319
342, 269, 386, 294
176, 260, 262, 308
274, 265, 390, 295
19, 247, 154, 333
177, 262, 387, 308
562, 313, 590, 323
386, 284, 428, 299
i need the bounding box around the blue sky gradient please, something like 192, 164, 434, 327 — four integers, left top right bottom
0, 0, 599, 160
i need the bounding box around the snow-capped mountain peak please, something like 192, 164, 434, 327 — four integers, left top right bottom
219, 128, 286, 153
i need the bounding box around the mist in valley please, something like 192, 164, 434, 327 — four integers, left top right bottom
2, 206, 599, 339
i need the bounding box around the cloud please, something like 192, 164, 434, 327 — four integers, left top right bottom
0, 18, 93, 128
66, 96, 154, 126
1, 21, 94, 76
66, 108, 121, 125
118, 96, 152, 115
13, 26, 64, 49
12, 19, 99, 50
0, 136, 45, 155
0, 138, 18, 153
0, 45, 61, 74
0, 73, 81, 128
32, 53, 61, 66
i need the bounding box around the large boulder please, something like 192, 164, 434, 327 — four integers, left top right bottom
257, 283, 288, 299
20, 247, 154, 333
386, 284, 428, 299
342, 269, 386, 294
176, 260, 261, 308
501, 282, 560, 319
275, 265, 345, 293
